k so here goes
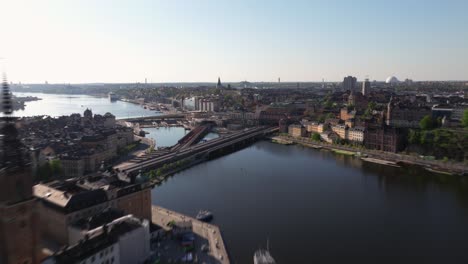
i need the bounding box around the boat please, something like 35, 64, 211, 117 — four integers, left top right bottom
254, 240, 276, 264
196, 210, 213, 222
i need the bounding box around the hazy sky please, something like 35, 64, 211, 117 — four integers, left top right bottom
1, 0, 467, 83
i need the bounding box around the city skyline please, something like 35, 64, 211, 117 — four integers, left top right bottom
1, 0, 468, 83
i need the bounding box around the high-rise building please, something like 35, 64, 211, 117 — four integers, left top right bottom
362, 78, 370, 96
343, 76, 357, 92
0, 74, 40, 264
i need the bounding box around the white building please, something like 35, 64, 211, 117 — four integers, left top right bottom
348, 126, 365, 143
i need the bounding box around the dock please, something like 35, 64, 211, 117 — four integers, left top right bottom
151, 205, 230, 264
361, 157, 400, 167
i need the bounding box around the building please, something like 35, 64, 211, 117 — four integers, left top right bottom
320, 131, 339, 143
194, 97, 220, 112
33, 173, 152, 246
288, 124, 306, 138
0, 77, 41, 264
305, 122, 325, 134
365, 127, 402, 152
348, 126, 365, 143
331, 124, 347, 140
43, 214, 150, 264
348, 92, 368, 110
340, 108, 356, 122
362, 78, 370, 96
386, 98, 431, 128
279, 118, 291, 133
343, 76, 357, 92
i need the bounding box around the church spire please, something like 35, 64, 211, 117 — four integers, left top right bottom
2, 73, 13, 115
1, 73, 24, 170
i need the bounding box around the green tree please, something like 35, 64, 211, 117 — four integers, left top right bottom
156, 168, 162, 177
419, 115, 434, 130
408, 129, 420, 144
311, 133, 321, 141
462, 109, 468, 128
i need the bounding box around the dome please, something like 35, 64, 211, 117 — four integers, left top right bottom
385, 76, 399, 84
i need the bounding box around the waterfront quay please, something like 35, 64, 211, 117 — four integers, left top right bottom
152, 205, 230, 264
278, 135, 467, 175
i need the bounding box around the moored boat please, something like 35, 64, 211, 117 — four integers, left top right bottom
196, 210, 213, 222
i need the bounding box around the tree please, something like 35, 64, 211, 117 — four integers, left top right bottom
367, 101, 377, 111
408, 129, 420, 144
419, 115, 434, 130
311, 133, 321, 141
462, 109, 468, 128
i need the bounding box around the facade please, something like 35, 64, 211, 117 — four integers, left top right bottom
340, 108, 356, 121
288, 124, 306, 138
331, 124, 347, 140
386, 100, 431, 128
33, 174, 152, 246
194, 97, 220, 112
343, 76, 357, 92
305, 122, 325, 134
361, 78, 370, 96
365, 127, 402, 152
348, 126, 365, 143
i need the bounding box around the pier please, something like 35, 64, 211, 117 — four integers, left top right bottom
151, 205, 230, 264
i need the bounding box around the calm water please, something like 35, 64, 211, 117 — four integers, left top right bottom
151, 141, 468, 264
11, 92, 158, 118
145, 127, 188, 147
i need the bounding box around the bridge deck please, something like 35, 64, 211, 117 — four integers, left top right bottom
114, 126, 277, 174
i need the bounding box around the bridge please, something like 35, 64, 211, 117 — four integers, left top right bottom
115, 126, 278, 176
117, 113, 186, 122
171, 124, 211, 151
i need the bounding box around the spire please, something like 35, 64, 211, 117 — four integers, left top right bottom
1, 73, 24, 169
217, 77, 222, 88
2, 73, 13, 115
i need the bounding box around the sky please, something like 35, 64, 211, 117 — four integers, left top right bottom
0, 0, 467, 83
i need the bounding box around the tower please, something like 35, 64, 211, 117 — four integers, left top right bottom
216, 77, 222, 89
343, 76, 357, 93
0, 73, 40, 264
362, 78, 370, 96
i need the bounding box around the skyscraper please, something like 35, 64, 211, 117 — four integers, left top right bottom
0, 74, 40, 264
343, 76, 357, 92
362, 78, 370, 96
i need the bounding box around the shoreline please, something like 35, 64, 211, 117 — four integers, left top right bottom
275, 135, 467, 176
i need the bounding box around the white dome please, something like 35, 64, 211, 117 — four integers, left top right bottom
386, 76, 399, 84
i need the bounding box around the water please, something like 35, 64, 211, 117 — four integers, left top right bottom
145, 127, 188, 147
151, 141, 468, 264
10, 92, 158, 118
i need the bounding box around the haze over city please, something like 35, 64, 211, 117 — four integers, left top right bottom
1, 1, 468, 264
1, 0, 468, 83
